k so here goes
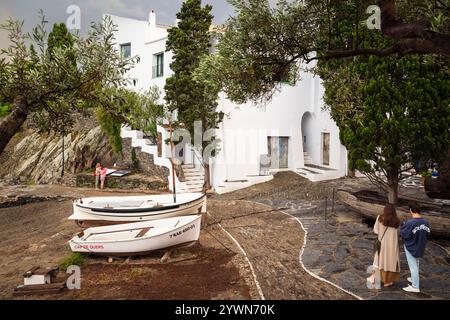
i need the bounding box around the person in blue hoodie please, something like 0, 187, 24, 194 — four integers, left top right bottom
400, 203, 431, 293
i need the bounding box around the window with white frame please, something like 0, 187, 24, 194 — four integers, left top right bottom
152, 53, 164, 78
120, 43, 131, 59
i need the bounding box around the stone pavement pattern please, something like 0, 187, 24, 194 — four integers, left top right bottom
214, 172, 450, 300
207, 200, 355, 300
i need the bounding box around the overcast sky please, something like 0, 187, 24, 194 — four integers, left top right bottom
0, 0, 240, 49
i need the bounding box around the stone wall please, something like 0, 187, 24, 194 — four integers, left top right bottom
76, 173, 167, 191
116, 137, 169, 180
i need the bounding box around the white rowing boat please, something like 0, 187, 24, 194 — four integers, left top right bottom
69, 193, 206, 227
69, 215, 202, 256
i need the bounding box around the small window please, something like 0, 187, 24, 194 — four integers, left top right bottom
120, 43, 131, 59
152, 53, 164, 78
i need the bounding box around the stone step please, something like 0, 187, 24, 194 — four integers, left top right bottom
184, 176, 204, 180
178, 188, 203, 193
183, 172, 205, 177
185, 181, 204, 186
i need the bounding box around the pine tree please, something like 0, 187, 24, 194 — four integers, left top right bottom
323, 53, 450, 204
165, 0, 223, 191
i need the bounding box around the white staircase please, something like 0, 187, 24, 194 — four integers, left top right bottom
303, 152, 313, 165
121, 125, 203, 193
180, 164, 204, 193
296, 164, 343, 182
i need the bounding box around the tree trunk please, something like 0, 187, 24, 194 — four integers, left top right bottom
0, 97, 28, 156
387, 178, 399, 204
203, 163, 211, 192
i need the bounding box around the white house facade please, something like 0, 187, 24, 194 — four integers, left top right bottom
109, 11, 349, 194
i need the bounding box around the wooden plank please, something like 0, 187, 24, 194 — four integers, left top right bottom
14, 282, 66, 291
23, 266, 40, 278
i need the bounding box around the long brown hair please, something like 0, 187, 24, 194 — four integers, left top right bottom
379, 204, 401, 228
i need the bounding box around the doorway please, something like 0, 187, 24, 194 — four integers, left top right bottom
322, 132, 330, 166
268, 137, 289, 169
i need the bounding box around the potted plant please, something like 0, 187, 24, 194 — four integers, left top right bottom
420, 170, 432, 185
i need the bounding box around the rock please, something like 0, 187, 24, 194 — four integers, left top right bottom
322, 263, 348, 275
0, 126, 118, 185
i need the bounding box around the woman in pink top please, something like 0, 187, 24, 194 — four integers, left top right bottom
100, 166, 108, 190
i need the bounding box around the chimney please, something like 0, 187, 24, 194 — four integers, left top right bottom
149, 10, 156, 28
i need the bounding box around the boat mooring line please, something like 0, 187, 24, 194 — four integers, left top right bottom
217, 223, 266, 301
241, 200, 364, 301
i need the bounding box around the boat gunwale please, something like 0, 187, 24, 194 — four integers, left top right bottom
74, 194, 206, 216
70, 215, 202, 245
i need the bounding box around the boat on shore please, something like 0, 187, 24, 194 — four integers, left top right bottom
69, 193, 206, 228
69, 215, 202, 256
337, 189, 450, 238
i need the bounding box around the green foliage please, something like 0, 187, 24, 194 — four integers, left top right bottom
96, 107, 123, 154
165, 0, 223, 158
0, 11, 138, 153
216, 0, 449, 104
420, 170, 432, 178
324, 53, 450, 193
0, 104, 11, 117
94, 86, 163, 153
107, 179, 119, 189
58, 252, 86, 271
125, 86, 164, 140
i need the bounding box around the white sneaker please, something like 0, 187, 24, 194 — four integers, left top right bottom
402, 284, 420, 293
407, 277, 412, 283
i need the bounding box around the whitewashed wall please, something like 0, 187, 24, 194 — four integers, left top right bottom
109, 12, 348, 190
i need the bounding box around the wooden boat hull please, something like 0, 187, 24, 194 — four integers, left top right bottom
69, 215, 202, 256
337, 190, 450, 239
69, 193, 206, 227
424, 178, 450, 200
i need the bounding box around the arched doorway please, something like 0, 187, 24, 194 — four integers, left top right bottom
301, 112, 314, 165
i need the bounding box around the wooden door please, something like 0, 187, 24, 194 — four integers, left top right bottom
279, 137, 289, 169
322, 133, 330, 166
267, 137, 289, 169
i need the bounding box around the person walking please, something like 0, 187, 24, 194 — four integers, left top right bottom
368, 204, 401, 288
94, 163, 102, 190
400, 204, 431, 293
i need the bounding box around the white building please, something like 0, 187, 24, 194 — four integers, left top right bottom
110, 11, 348, 194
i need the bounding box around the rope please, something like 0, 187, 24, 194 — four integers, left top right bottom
202, 226, 237, 255
205, 207, 290, 228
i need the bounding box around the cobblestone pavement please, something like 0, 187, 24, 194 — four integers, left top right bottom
207, 200, 356, 300
213, 172, 450, 300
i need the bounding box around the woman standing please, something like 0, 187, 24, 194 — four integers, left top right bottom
100, 166, 108, 190
94, 163, 102, 190
368, 204, 401, 287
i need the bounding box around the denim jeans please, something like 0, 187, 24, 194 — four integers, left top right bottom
404, 245, 420, 289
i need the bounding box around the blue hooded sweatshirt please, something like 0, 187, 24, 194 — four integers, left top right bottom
400, 218, 431, 258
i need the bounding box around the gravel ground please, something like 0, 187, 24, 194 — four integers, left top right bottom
0, 188, 256, 300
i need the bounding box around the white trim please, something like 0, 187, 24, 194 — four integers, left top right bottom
243, 200, 364, 300
218, 223, 265, 300
145, 36, 168, 45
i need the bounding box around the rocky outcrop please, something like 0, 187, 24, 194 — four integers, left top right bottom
0, 114, 172, 190
0, 126, 118, 185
